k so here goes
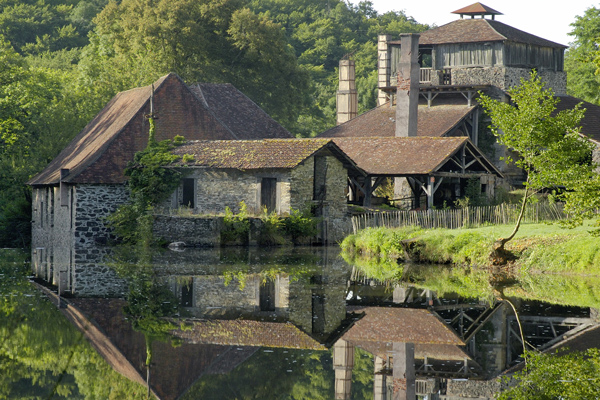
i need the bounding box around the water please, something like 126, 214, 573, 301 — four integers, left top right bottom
2, 245, 599, 399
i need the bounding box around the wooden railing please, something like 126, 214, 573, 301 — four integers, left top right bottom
351, 203, 566, 233
419, 68, 432, 83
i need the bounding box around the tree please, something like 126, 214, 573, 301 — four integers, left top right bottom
79, 0, 311, 131
565, 6, 600, 104
479, 72, 595, 254
499, 349, 600, 399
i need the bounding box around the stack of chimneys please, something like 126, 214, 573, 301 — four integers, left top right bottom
336, 33, 420, 137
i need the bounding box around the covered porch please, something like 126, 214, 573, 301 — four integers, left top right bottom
333, 137, 503, 210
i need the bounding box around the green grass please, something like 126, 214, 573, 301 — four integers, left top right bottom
341, 220, 600, 273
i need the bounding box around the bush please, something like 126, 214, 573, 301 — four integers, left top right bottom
282, 206, 319, 244
221, 201, 250, 245
258, 207, 288, 246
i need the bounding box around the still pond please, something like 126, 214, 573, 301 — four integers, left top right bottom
2, 245, 600, 399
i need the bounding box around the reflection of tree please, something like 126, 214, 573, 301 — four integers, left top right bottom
499, 349, 600, 399
0, 250, 148, 399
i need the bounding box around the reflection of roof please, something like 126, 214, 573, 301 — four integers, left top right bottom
28, 74, 291, 186
319, 102, 474, 138
172, 320, 327, 350
343, 307, 464, 345
172, 139, 334, 169
405, 19, 566, 48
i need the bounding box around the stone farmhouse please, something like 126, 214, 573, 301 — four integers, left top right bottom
28, 3, 600, 277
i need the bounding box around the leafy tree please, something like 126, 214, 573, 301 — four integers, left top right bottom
499, 349, 600, 399
0, 37, 95, 247
566, 6, 600, 104
479, 72, 594, 254
79, 0, 311, 131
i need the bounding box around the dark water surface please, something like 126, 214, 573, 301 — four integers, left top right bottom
2, 246, 600, 399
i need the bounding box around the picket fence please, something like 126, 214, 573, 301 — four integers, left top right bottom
351, 203, 566, 233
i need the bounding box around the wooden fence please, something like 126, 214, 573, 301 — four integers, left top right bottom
351, 203, 566, 233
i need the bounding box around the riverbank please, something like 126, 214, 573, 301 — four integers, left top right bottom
340, 221, 600, 273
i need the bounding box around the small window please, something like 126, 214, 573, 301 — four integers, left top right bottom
260, 278, 276, 311
181, 178, 195, 208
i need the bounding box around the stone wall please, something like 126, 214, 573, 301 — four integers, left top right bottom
153, 215, 223, 246
74, 184, 129, 248
434, 66, 566, 100
184, 168, 292, 215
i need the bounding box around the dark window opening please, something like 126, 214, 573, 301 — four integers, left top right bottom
181, 278, 193, 307
312, 292, 326, 334
260, 278, 276, 311
261, 178, 277, 213
181, 178, 195, 208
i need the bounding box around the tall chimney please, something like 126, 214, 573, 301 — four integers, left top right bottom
395, 33, 420, 137
336, 59, 358, 125
377, 34, 391, 106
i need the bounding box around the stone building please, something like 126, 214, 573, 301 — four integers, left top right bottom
167, 138, 357, 241
330, 2, 600, 194
28, 72, 292, 289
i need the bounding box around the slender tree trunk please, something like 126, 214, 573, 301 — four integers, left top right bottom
492, 176, 531, 264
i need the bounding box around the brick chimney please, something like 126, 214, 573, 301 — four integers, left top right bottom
395, 33, 420, 137
377, 34, 391, 106
336, 59, 358, 125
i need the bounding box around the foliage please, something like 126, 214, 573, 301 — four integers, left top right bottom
498, 349, 600, 399
0, 37, 96, 247
479, 71, 594, 250
0, 250, 151, 399
258, 207, 289, 246
565, 6, 600, 104
221, 201, 251, 245
455, 177, 488, 208
107, 135, 184, 245
282, 206, 319, 244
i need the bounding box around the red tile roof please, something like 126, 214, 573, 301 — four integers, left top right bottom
319, 102, 475, 139
555, 96, 600, 142
172, 139, 333, 169
343, 307, 464, 345
171, 319, 327, 350
332, 137, 470, 175
28, 74, 292, 186
406, 18, 566, 48
452, 3, 502, 16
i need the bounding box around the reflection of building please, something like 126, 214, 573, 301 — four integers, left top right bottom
160, 247, 350, 341
333, 307, 481, 400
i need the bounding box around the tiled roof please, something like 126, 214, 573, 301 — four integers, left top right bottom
555, 96, 600, 142
411, 19, 566, 48
319, 102, 475, 139
452, 3, 502, 16
189, 83, 292, 140
28, 75, 170, 186
332, 137, 470, 175
171, 319, 327, 350
343, 307, 464, 345
172, 139, 333, 169
28, 74, 292, 186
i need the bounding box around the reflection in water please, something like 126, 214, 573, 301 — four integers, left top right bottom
16, 245, 600, 399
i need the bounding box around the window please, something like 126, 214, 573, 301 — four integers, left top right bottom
181, 178, 195, 208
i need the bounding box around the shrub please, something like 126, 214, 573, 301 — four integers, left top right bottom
258, 207, 288, 246
221, 201, 250, 244
282, 206, 319, 244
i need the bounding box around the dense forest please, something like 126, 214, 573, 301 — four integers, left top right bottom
0, 0, 596, 247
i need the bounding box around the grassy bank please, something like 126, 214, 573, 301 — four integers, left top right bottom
340, 221, 600, 273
